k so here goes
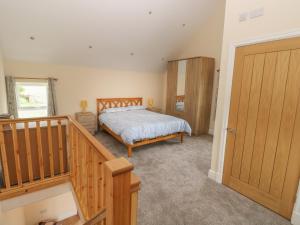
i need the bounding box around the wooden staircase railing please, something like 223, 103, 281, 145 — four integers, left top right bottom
0, 116, 141, 225
0, 116, 70, 199
83, 208, 106, 225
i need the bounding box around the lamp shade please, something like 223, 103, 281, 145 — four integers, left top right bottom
80, 100, 88, 112
147, 98, 154, 108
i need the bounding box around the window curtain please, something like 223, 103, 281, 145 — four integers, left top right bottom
47, 78, 57, 116
5, 76, 18, 118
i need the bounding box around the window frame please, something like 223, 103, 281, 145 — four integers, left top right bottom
15, 78, 49, 118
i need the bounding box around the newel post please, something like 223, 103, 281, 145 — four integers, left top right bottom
104, 157, 134, 225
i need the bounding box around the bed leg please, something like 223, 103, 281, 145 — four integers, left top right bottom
180, 133, 184, 143
127, 146, 133, 157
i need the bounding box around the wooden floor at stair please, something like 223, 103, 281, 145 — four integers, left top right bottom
57, 215, 82, 225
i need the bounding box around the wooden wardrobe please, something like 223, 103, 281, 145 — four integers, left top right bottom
166, 57, 215, 135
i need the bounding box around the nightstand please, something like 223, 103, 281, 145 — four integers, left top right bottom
146, 107, 162, 113
0, 114, 13, 131
75, 112, 97, 135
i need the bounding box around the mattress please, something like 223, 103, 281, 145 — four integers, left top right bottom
99, 107, 191, 144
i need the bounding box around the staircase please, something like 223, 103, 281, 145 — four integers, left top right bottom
0, 116, 141, 225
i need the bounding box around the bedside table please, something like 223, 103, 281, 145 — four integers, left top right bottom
146, 107, 162, 113
75, 112, 97, 135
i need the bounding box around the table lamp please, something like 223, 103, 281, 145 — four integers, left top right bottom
148, 98, 154, 108
80, 100, 88, 112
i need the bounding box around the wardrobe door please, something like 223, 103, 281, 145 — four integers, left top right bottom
166, 61, 178, 115
185, 58, 214, 135
185, 58, 201, 133
195, 58, 215, 134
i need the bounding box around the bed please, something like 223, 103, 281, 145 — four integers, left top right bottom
97, 98, 191, 157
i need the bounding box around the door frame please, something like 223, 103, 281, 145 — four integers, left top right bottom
215, 28, 300, 219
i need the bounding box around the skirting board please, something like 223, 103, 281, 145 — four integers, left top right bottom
208, 128, 214, 136
208, 169, 217, 181
292, 211, 300, 225
208, 169, 222, 184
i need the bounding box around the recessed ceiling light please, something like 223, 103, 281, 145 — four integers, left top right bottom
148, 11, 152, 15
130, 52, 134, 56
30, 36, 35, 40
89, 45, 93, 49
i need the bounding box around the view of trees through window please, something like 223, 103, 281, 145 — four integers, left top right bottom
15, 81, 48, 118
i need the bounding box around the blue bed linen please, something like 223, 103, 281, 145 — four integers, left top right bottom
99, 109, 191, 144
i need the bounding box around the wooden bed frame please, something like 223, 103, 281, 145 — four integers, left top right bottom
96, 97, 184, 157
176, 95, 185, 102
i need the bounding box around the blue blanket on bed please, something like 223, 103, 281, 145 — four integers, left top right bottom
99, 108, 191, 144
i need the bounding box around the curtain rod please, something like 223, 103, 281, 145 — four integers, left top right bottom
12, 76, 58, 81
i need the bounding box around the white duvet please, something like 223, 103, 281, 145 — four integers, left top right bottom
99, 106, 191, 144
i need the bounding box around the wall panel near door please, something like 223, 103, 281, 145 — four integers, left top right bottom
166, 57, 215, 135
223, 37, 300, 219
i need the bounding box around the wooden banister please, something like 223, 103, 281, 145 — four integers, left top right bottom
0, 116, 70, 199
68, 116, 114, 161
83, 208, 106, 225
0, 115, 69, 124
0, 115, 141, 225
105, 158, 133, 225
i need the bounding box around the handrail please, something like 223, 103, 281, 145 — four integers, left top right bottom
83, 208, 106, 225
0, 115, 69, 124
67, 116, 115, 161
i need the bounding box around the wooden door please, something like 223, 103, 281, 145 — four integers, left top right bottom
223, 37, 300, 219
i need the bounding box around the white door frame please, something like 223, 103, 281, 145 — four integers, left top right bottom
215, 28, 300, 223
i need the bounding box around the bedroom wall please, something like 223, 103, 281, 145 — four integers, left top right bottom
0, 50, 7, 114
211, 0, 300, 222
211, 0, 300, 174
177, 0, 226, 133
4, 60, 164, 115
0, 191, 76, 225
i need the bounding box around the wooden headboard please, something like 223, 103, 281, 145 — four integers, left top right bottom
97, 97, 143, 118
176, 95, 185, 102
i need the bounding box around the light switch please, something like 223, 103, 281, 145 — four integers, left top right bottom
249, 8, 264, 19
239, 12, 248, 22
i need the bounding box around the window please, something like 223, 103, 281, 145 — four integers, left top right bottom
15, 80, 48, 118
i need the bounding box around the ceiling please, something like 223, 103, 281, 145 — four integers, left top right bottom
0, 0, 219, 72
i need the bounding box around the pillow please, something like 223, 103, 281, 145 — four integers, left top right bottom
127, 105, 146, 110
102, 106, 146, 113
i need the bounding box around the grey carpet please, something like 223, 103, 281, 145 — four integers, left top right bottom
95, 131, 291, 225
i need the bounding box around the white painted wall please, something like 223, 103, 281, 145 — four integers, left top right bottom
0, 50, 7, 114
292, 182, 300, 225
0, 192, 76, 225
211, 0, 300, 223
0, 206, 26, 225
4, 60, 164, 115
0, 183, 77, 225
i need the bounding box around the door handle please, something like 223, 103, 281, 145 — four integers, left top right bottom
227, 127, 237, 134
